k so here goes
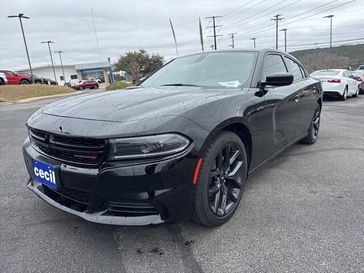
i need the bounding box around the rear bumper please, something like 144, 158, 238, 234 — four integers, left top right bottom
23, 137, 196, 225
322, 83, 345, 95
323, 91, 343, 97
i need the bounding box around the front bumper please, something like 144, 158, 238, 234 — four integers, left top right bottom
23, 137, 196, 225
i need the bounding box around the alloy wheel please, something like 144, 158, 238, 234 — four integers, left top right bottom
208, 143, 244, 217
312, 109, 320, 139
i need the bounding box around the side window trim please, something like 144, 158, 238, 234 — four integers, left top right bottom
261, 53, 288, 81
283, 56, 304, 82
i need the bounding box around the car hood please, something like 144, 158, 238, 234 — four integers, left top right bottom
40, 86, 242, 122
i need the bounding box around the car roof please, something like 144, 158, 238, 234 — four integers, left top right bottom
176, 49, 288, 59
314, 69, 346, 72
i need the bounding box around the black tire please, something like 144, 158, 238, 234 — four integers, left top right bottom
95, 85, 99, 89
341, 86, 348, 101
79, 86, 84, 90
20, 79, 30, 84
300, 103, 321, 145
193, 131, 248, 227
0, 78, 4, 85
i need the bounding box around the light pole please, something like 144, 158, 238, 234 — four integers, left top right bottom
8, 13, 34, 83
280, 28, 288, 52
229, 33, 237, 48
271, 14, 283, 50
54, 50, 65, 83
41, 41, 57, 83
324, 15, 334, 48
250, 38, 256, 48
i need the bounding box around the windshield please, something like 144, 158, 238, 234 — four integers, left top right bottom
142, 52, 258, 89
352, 71, 363, 77
311, 70, 340, 77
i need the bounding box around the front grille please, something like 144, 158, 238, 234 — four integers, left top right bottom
107, 201, 159, 216
29, 128, 107, 165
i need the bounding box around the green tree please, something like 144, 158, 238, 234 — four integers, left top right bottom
113, 49, 164, 84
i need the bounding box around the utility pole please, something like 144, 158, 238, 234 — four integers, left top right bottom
280, 29, 288, 52
206, 16, 222, 50
324, 15, 334, 48
271, 14, 283, 50
41, 41, 57, 83
8, 14, 34, 83
54, 51, 65, 83
250, 38, 257, 49
229, 33, 237, 48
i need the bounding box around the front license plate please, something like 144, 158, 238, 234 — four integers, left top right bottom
32, 160, 57, 190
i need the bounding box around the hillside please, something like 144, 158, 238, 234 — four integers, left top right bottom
290, 44, 364, 73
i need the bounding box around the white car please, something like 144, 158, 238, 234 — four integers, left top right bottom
0, 72, 7, 85
310, 69, 359, 100
352, 70, 364, 94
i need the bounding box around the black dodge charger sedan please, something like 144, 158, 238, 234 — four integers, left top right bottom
23, 50, 322, 226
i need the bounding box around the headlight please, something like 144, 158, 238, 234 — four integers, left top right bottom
107, 134, 190, 160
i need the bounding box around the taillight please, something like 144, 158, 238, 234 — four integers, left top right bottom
328, 79, 341, 83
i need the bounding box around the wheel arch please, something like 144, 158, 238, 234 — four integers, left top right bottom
20, 78, 30, 83
198, 118, 253, 169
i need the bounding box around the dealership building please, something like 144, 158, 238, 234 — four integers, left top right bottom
18, 61, 112, 85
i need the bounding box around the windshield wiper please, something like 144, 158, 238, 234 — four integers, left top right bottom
161, 83, 202, 87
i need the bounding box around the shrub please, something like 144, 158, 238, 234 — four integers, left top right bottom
106, 81, 131, 91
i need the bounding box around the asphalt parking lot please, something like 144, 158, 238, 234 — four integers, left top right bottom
0, 95, 363, 273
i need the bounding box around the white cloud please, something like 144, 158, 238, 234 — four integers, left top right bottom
1, 0, 363, 70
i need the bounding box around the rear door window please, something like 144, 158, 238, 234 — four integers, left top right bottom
284, 57, 303, 81
262, 54, 287, 80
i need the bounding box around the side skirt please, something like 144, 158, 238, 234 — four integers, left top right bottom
248, 133, 307, 176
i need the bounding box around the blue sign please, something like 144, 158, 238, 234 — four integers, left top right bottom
32, 160, 57, 190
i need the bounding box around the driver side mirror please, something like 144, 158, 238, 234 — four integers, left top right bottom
261, 73, 294, 88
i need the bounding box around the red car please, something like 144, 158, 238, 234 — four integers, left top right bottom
72, 80, 99, 90
0, 70, 32, 84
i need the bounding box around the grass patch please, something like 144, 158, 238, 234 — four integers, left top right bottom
106, 81, 131, 91
0, 84, 75, 101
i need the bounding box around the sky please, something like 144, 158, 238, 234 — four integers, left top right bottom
1, 0, 364, 70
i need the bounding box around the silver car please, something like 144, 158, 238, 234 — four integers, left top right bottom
0, 72, 8, 85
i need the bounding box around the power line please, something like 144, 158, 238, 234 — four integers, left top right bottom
223, 0, 259, 19
234, 0, 356, 41
223, 0, 268, 23
223, 0, 290, 30
233, 0, 341, 39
